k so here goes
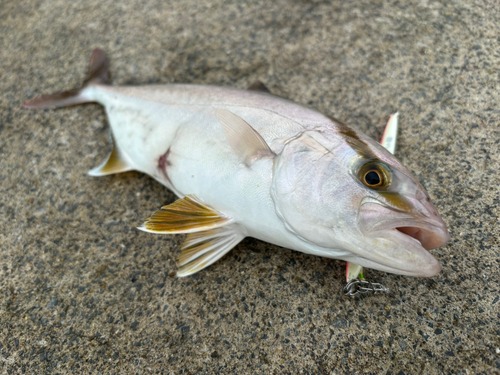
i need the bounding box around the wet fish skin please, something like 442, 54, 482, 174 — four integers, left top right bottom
24, 49, 450, 277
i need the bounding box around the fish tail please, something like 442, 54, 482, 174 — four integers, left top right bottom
23, 49, 109, 109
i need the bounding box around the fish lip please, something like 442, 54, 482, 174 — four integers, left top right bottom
359, 197, 450, 250
371, 219, 448, 250
353, 248, 442, 277
354, 228, 444, 277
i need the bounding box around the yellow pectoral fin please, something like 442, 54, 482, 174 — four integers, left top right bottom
138, 195, 232, 234
176, 225, 244, 277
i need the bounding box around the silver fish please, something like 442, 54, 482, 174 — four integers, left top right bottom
25, 49, 450, 277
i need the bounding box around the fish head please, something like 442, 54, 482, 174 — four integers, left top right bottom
271, 126, 449, 277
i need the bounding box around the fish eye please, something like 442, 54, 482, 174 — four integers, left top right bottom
358, 162, 391, 190
364, 170, 382, 186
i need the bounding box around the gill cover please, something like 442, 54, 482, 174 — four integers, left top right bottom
271, 130, 349, 248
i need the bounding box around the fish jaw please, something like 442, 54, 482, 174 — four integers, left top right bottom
342, 253, 441, 277
355, 197, 449, 277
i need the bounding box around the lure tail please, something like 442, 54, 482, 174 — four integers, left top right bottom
23, 49, 109, 109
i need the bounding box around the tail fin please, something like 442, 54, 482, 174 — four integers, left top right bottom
24, 49, 109, 109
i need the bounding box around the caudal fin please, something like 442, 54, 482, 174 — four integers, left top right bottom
24, 49, 109, 109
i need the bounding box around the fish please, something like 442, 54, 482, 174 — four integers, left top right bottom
24, 49, 450, 278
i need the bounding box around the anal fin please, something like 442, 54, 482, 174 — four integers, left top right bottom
138, 195, 231, 234
88, 134, 133, 176
177, 225, 244, 276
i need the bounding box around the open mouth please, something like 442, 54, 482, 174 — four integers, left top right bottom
395, 225, 448, 250
396, 227, 422, 242
352, 223, 447, 277
354, 199, 449, 277
358, 199, 450, 251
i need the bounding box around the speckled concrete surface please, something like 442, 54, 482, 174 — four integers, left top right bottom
1, 0, 499, 373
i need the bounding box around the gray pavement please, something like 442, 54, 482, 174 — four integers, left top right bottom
1, 0, 499, 373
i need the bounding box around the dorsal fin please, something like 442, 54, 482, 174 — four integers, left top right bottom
215, 108, 275, 167
138, 195, 231, 234
88, 134, 133, 176
247, 80, 270, 93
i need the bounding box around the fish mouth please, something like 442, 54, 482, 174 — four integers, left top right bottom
395, 226, 445, 250
355, 198, 450, 277
387, 220, 450, 251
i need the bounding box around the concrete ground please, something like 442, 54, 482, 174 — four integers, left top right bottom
1, 0, 499, 373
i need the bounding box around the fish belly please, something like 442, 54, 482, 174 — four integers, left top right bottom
87, 84, 293, 245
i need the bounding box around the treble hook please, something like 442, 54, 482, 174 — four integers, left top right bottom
343, 279, 389, 296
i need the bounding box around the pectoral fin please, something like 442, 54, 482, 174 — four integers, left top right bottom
176, 225, 244, 276
138, 195, 231, 234
215, 108, 275, 167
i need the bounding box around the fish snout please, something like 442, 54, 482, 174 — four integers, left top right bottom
407, 194, 450, 250
359, 195, 450, 251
